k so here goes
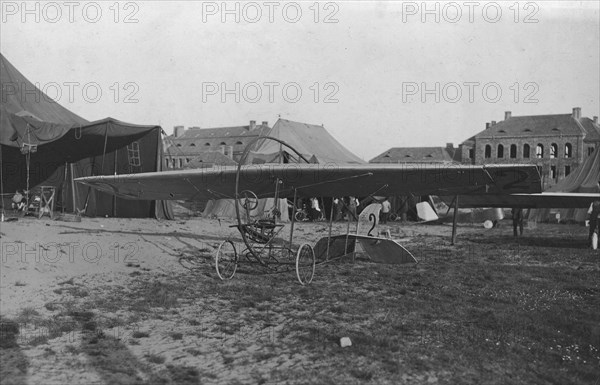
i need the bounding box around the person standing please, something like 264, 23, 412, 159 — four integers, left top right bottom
310, 197, 321, 221
588, 199, 600, 247
587, 181, 600, 247
348, 196, 359, 221
333, 198, 343, 221
380, 198, 391, 224
511, 207, 524, 237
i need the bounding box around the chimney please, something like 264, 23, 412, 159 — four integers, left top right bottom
227, 146, 234, 159
491, 121, 497, 126
174, 125, 185, 138
249, 120, 256, 130
486, 122, 491, 129
504, 111, 511, 120
261, 121, 268, 127
593, 116, 598, 124
572, 107, 581, 119
446, 143, 454, 149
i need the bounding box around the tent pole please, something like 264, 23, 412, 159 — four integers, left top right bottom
342, 198, 351, 255
112, 150, 117, 217
70, 163, 76, 213
451, 195, 459, 245
62, 162, 68, 213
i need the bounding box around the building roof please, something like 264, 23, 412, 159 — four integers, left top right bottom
370, 147, 456, 163
184, 151, 237, 168
164, 123, 270, 156
171, 124, 270, 140
580, 118, 600, 142
469, 114, 600, 141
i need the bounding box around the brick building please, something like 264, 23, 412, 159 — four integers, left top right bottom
163, 120, 270, 169
458, 108, 599, 188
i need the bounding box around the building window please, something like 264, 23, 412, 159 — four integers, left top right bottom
179, 158, 183, 168
176, 143, 182, 147
186, 158, 190, 163
550, 165, 557, 180
510, 144, 517, 159
589, 147, 595, 156
205, 143, 211, 146
171, 158, 176, 168
468, 148, 474, 159
127, 141, 141, 171
565, 143, 572, 158
165, 159, 169, 168
565, 165, 571, 176
220, 142, 226, 145
497, 144, 504, 158
523, 144, 530, 158
189, 143, 196, 147
536, 144, 544, 158
236, 141, 243, 145
485, 145, 491, 159
550, 143, 558, 159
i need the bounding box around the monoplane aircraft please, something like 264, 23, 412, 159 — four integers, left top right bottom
76, 136, 544, 284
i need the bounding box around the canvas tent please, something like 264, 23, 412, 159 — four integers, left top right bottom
528, 146, 600, 222
251, 119, 365, 164
202, 118, 364, 221
0, 53, 173, 219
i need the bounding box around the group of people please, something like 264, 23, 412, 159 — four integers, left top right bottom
302, 196, 394, 223
332, 196, 360, 221
298, 196, 365, 222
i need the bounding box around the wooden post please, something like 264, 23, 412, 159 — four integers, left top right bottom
326, 198, 335, 261
288, 189, 298, 252
112, 151, 117, 217
451, 195, 459, 245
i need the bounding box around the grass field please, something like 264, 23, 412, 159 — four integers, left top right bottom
1, 219, 599, 384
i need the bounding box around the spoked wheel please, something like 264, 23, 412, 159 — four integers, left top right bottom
215, 240, 238, 280
295, 210, 305, 222
240, 190, 259, 210
592, 232, 598, 250
295, 243, 315, 285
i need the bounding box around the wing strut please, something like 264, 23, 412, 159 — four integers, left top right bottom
291, 172, 374, 192
184, 178, 235, 200
451, 195, 459, 245
288, 188, 298, 252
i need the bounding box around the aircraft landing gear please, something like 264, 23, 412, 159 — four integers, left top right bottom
295, 243, 315, 285
215, 240, 238, 280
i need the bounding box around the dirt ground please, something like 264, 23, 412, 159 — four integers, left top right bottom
1, 214, 599, 385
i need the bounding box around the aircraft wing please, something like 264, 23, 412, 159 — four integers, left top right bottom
75, 163, 542, 201
443, 192, 600, 209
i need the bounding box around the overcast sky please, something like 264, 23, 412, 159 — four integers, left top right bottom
1, 1, 598, 160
